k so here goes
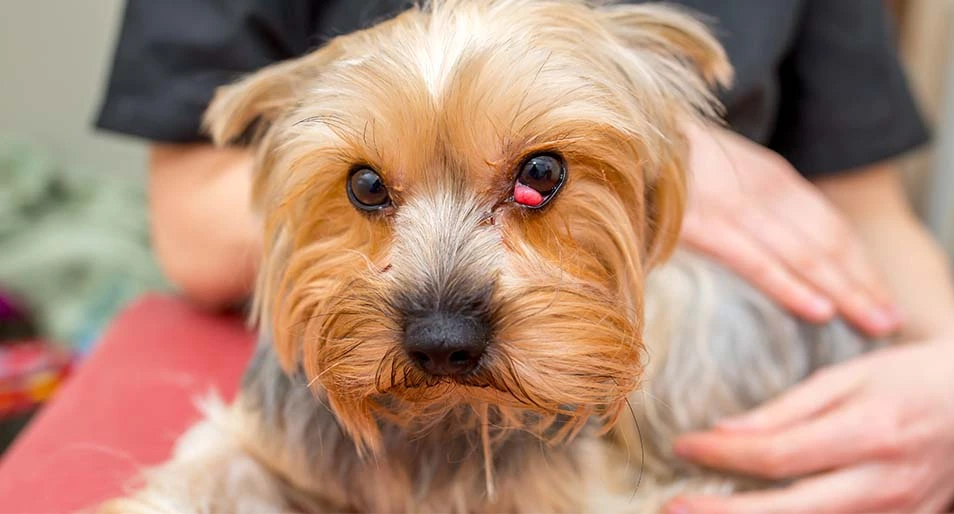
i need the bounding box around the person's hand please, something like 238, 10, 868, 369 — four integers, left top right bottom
680, 122, 902, 336
664, 339, 954, 514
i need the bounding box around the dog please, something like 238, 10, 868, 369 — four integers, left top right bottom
101, 1, 876, 512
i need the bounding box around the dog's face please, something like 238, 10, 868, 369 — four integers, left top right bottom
206, 0, 729, 451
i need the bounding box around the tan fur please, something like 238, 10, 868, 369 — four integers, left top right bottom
98, 2, 868, 513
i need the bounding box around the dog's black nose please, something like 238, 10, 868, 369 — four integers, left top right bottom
403, 312, 488, 377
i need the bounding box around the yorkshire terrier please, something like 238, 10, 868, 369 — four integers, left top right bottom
102, 1, 876, 512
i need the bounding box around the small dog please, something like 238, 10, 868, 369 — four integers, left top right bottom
103, 1, 876, 512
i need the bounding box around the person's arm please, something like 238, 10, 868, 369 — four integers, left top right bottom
149, 144, 260, 310
816, 163, 954, 340
94, 0, 319, 310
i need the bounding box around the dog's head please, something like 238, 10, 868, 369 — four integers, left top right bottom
205, 0, 729, 452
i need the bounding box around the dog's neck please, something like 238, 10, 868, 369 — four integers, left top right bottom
240, 343, 593, 512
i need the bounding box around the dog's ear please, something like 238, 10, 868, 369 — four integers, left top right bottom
597, 4, 732, 268
203, 43, 343, 146
641, 156, 686, 269
597, 3, 732, 93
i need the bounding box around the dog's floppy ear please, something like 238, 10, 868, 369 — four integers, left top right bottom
597, 3, 732, 92
203, 43, 343, 146
597, 4, 732, 268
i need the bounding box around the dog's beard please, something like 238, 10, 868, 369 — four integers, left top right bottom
287, 272, 643, 455
369, 345, 578, 426
368, 349, 609, 446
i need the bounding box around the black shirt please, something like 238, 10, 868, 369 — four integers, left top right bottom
96, 0, 929, 177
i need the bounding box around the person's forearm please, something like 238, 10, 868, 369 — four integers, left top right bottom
817, 163, 954, 340
149, 144, 261, 310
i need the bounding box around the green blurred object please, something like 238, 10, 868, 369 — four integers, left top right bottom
0, 139, 169, 353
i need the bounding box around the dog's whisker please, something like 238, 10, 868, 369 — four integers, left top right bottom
624, 396, 645, 503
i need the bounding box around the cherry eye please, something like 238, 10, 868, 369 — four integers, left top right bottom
513, 153, 566, 208
348, 167, 391, 211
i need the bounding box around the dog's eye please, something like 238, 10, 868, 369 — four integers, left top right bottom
348, 167, 391, 211
513, 153, 566, 208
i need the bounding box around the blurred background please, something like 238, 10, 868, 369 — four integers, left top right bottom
0, 1, 165, 450
0, 0, 952, 453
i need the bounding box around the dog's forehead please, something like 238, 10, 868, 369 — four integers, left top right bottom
288, 1, 632, 188
401, 0, 604, 97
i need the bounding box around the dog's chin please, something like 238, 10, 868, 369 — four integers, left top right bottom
326, 380, 625, 454
338, 359, 621, 445
370, 361, 527, 412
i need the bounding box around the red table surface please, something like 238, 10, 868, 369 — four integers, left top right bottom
0, 294, 255, 513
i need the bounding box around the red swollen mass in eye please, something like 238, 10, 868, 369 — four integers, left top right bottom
514, 182, 544, 207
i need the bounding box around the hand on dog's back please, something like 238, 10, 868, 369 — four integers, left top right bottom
678, 121, 903, 337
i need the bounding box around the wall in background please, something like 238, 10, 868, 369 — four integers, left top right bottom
0, 0, 146, 180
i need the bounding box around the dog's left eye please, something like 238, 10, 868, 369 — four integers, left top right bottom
348, 167, 391, 211
513, 153, 566, 208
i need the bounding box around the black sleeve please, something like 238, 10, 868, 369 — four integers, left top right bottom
768, 0, 930, 177
95, 0, 321, 143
